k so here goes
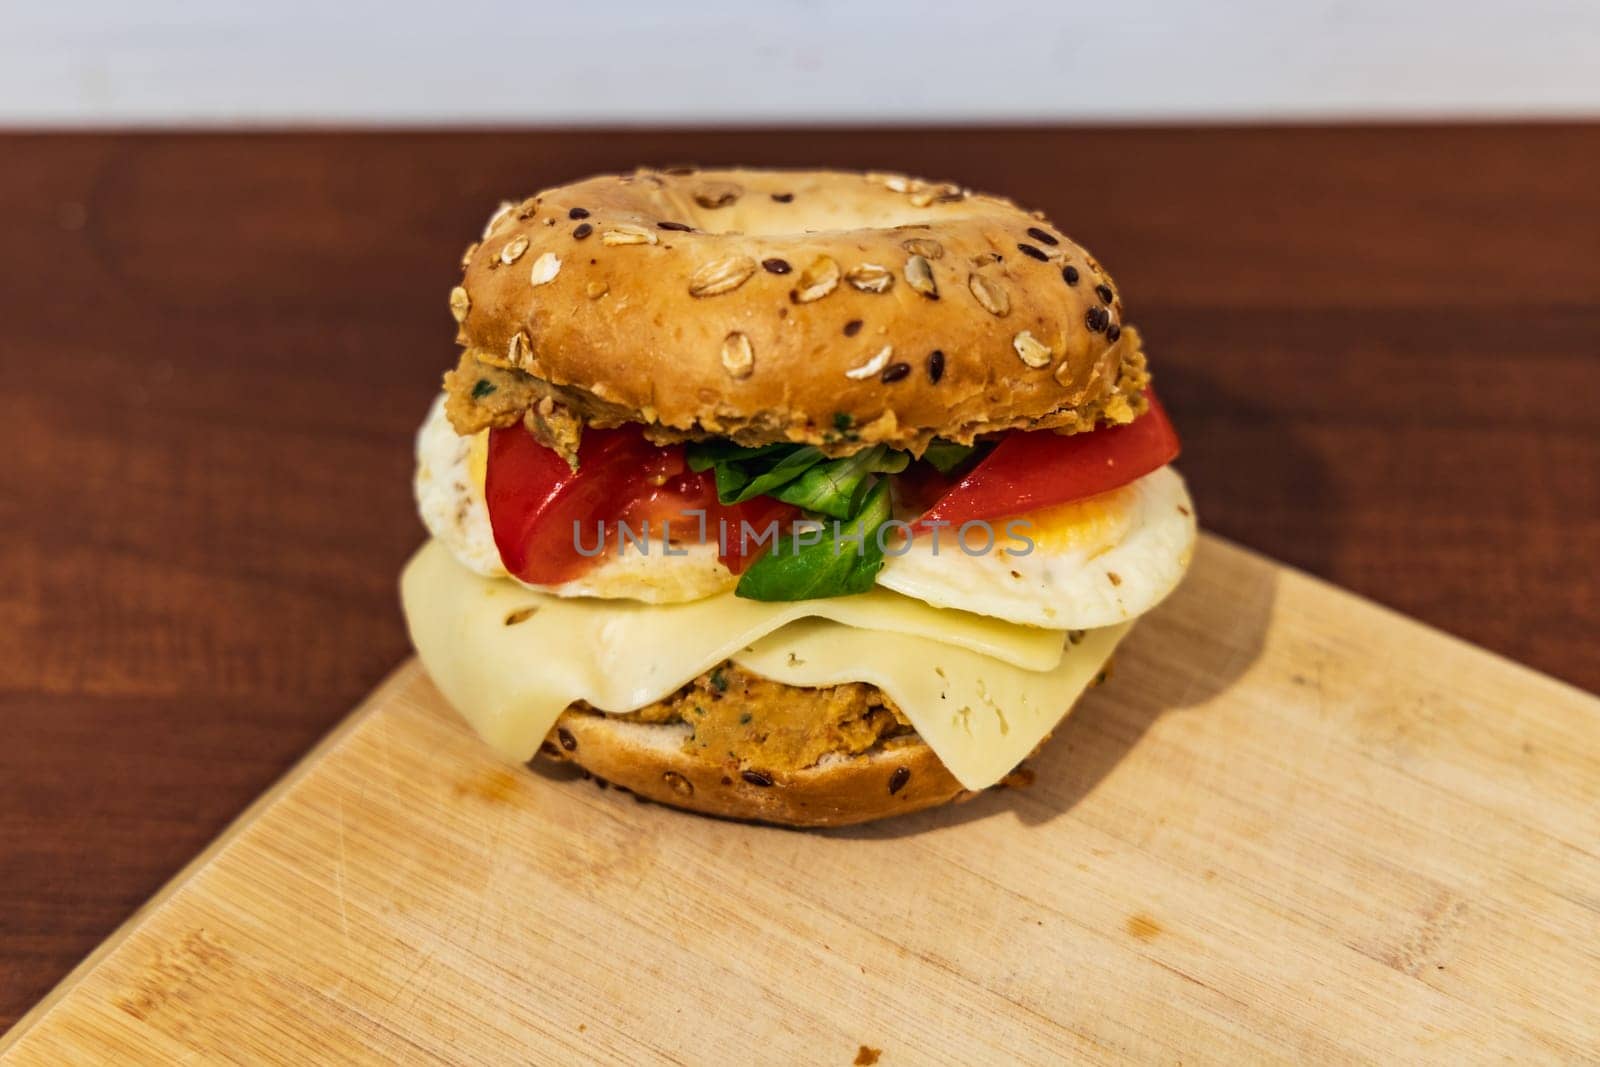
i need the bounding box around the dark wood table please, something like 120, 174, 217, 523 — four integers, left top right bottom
2, 126, 1596, 1029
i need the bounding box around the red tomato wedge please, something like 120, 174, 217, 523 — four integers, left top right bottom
485, 424, 793, 585
914, 394, 1181, 531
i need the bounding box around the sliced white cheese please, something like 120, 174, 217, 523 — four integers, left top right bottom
734, 620, 1129, 790
401, 539, 1077, 765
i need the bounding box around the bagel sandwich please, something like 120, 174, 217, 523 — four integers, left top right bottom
403, 167, 1196, 827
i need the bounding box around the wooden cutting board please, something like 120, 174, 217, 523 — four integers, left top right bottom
3, 535, 1597, 1064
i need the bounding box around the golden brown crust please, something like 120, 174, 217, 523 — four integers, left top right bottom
540, 708, 975, 827
446, 167, 1150, 454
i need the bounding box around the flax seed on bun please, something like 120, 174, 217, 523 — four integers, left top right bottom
442, 167, 1149, 462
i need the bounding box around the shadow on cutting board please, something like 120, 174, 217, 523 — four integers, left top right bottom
825, 538, 1279, 841
526, 545, 1279, 843
829, 358, 1325, 840
528, 361, 1318, 839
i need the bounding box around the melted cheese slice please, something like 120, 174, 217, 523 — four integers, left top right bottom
402, 539, 1091, 775
736, 620, 1128, 790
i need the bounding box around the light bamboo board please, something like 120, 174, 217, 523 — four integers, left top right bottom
4, 535, 1598, 1065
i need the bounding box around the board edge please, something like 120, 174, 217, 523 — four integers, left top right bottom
0, 659, 427, 1054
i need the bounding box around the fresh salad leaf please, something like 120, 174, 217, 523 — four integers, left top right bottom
703, 445, 825, 504
687, 438, 920, 514
772, 445, 909, 519
922, 440, 977, 474
688, 438, 914, 599
735, 479, 894, 601
685, 440, 791, 471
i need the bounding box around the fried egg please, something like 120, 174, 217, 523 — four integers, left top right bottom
414, 395, 738, 602
417, 394, 1194, 621
415, 394, 504, 578
876, 466, 1197, 630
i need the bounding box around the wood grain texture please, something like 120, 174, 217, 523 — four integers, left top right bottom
2, 537, 1597, 1064
1, 127, 1597, 1031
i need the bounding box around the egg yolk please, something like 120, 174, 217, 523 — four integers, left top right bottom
467, 430, 490, 496
999, 483, 1138, 555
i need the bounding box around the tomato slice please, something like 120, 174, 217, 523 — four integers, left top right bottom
914, 394, 1180, 530
485, 424, 794, 585
486, 396, 1177, 584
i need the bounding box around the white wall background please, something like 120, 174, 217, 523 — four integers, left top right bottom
5, 0, 1599, 125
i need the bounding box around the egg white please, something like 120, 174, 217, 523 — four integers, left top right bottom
415, 394, 505, 578
876, 466, 1197, 630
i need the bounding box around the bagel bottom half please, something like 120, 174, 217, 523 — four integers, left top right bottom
532, 700, 1060, 828
535, 709, 966, 827
403, 537, 1097, 828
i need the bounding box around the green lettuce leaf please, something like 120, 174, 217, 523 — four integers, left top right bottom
772, 445, 908, 519
687, 441, 825, 505
922, 440, 977, 474
685, 441, 790, 471
734, 479, 894, 601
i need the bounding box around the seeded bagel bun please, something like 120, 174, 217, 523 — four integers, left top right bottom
444, 167, 1150, 456
538, 707, 983, 828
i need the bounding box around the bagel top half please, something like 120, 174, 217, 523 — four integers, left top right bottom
442, 167, 1150, 457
